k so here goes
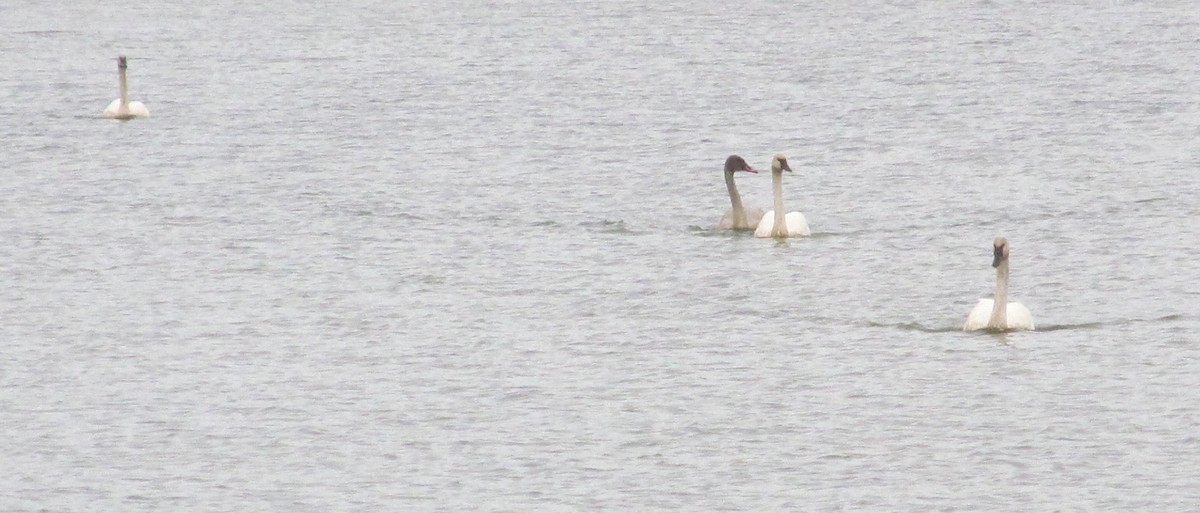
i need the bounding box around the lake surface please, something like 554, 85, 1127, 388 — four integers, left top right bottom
2, 0, 1199, 511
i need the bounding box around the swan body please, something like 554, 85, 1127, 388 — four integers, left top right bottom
963, 237, 1035, 332
755, 211, 810, 237
103, 56, 149, 120
964, 299, 1034, 332
718, 155, 765, 230
104, 99, 150, 119
754, 154, 810, 238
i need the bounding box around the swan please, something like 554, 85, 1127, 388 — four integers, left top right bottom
103, 55, 150, 120
717, 155, 765, 230
964, 237, 1035, 332
754, 154, 810, 238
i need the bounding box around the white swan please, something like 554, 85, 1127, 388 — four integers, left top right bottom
964, 237, 1035, 332
717, 155, 765, 231
103, 55, 150, 120
754, 154, 810, 238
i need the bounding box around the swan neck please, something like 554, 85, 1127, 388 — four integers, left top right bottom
725, 170, 747, 228
989, 260, 1010, 328
118, 67, 129, 111
771, 169, 786, 236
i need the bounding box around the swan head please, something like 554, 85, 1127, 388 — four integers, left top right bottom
771, 154, 793, 173
117, 55, 128, 70
992, 237, 1009, 268
724, 155, 756, 174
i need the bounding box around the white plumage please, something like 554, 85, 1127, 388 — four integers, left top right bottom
103, 55, 150, 120
963, 237, 1035, 332
754, 211, 810, 238
104, 99, 150, 119
754, 154, 811, 238
964, 299, 1034, 332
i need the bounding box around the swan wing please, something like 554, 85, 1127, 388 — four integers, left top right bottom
754, 211, 774, 238
718, 209, 735, 230
784, 212, 811, 236
963, 299, 993, 331
1006, 302, 1035, 331
103, 98, 122, 117
127, 101, 150, 118
757, 211, 809, 238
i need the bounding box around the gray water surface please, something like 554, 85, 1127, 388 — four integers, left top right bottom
2, 1, 1199, 511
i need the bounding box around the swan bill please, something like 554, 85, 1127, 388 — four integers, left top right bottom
725, 155, 757, 174
771, 154, 793, 173
992, 237, 1008, 268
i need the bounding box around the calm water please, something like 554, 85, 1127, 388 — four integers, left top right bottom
2, 0, 1199, 511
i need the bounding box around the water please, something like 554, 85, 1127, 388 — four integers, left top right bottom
2, 1, 1199, 511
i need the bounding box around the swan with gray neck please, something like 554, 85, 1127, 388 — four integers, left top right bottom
754, 154, 810, 238
717, 155, 765, 230
103, 56, 150, 120
964, 237, 1035, 331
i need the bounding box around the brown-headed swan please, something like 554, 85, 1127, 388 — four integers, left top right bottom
754, 154, 810, 238
718, 155, 765, 231
964, 237, 1035, 332
103, 56, 150, 120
